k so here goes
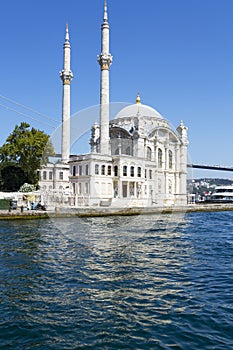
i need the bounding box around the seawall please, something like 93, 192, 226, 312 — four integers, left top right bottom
1, 203, 233, 220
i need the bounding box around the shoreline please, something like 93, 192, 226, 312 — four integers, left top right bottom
1, 203, 233, 220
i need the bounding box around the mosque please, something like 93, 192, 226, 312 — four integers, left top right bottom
39, 0, 189, 208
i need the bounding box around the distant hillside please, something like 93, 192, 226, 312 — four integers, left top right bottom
188, 178, 233, 195
195, 178, 233, 186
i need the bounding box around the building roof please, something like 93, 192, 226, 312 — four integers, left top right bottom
114, 102, 163, 120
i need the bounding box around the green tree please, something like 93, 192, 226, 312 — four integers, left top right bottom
0, 122, 54, 189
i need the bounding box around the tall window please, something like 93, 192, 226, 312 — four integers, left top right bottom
123, 165, 127, 176
137, 167, 141, 178
114, 165, 118, 177
130, 166, 134, 177
101, 165, 105, 175
43, 171, 47, 180
168, 179, 172, 194
169, 150, 173, 169
49, 171, 53, 180
158, 179, 162, 193
108, 165, 111, 176
72, 166, 76, 176
147, 146, 152, 161
129, 182, 135, 196
158, 148, 163, 168
149, 169, 152, 179
78, 165, 82, 176
59, 172, 63, 180
113, 181, 118, 197
95, 164, 99, 175
85, 164, 89, 175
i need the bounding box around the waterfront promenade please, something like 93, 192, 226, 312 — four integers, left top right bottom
1, 203, 233, 219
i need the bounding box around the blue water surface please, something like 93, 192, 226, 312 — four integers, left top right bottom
0, 211, 232, 349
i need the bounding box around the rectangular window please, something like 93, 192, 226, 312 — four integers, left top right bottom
95, 164, 99, 175
129, 182, 135, 196
43, 171, 47, 180
59, 172, 63, 180
72, 166, 76, 176
122, 182, 127, 198
149, 169, 152, 179
137, 167, 141, 178
113, 181, 118, 197
49, 171, 53, 180
85, 164, 89, 176
123, 165, 127, 176
85, 183, 89, 194
108, 165, 111, 176
145, 169, 147, 179
78, 165, 82, 176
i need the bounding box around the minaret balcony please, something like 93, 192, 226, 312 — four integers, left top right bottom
98, 53, 113, 70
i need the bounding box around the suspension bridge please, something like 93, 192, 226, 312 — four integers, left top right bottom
187, 164, 233, 172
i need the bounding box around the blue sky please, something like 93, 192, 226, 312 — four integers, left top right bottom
0, 0, 233, 179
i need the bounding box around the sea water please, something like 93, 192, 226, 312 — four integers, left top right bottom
0, 211, 232, 349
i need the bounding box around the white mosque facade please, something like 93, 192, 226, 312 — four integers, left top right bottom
39, 0, 189, 208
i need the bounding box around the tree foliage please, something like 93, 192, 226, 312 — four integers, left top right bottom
0, 122, 54, 189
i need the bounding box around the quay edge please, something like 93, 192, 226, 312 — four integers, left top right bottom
1, 203, 233, 220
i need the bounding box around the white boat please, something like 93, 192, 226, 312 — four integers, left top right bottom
210, 185, 233, 203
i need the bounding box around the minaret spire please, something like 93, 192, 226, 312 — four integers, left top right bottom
60, 24, 73, 163
98, 0, 113, 155
104, 0, 108, 22
65, 23, 69, 42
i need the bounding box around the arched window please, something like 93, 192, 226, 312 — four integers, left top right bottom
158, 148, 163, 168
123, 165, 127, 176
101, 165, 105, 175
169, 150, 173, 169
114, 165, 118, 177
147, 146, 152, 161
95, 164, 99, 175
137, 167, 141, 178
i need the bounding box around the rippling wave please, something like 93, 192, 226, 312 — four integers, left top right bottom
0, 212, 232, 349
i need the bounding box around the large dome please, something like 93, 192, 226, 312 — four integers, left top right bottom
115, 102, 163, 119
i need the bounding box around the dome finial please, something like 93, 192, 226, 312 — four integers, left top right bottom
136, 92, 141, 104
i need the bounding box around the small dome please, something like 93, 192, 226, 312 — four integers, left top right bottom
115, 103, 163, 119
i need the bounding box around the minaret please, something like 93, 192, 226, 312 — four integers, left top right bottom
177, 120, 189, 204
98, 0, 113, 154
60, 24, 73, 163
